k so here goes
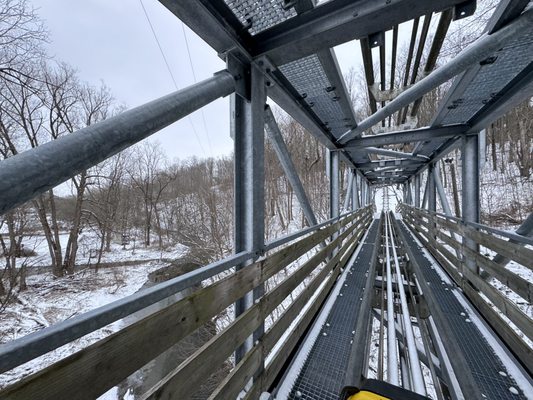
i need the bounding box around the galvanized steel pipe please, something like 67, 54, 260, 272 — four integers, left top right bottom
0, 70, 236, 214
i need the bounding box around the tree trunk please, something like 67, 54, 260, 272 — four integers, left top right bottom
63, 172, 87, 275
449, 162, 461, 218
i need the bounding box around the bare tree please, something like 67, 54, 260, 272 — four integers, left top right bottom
0, 0, 47, 85
129, 141, 177, 248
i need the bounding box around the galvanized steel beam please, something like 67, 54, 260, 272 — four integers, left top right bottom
365, 147, 429, 161
343, 173, 354, 212
343, 125, 467, 149
461, 134, 480, 274
338, 9, 533, 143
252, 0, 467, 65
265, 106, 318, 227
233, 65, 266, 362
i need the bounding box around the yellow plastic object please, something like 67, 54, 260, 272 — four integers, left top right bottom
348, 391, 391, 400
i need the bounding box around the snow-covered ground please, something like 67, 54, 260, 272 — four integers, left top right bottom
0, 238, 188, 393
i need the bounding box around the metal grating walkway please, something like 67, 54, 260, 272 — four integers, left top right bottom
286, 219, 380, 400
396, 219, 528, 399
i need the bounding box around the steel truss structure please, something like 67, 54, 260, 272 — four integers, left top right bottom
0, 0, 532, 399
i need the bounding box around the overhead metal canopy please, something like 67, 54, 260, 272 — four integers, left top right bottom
161, 0, 533, 184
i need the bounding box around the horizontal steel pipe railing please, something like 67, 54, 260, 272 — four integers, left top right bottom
0, 70, 236, 215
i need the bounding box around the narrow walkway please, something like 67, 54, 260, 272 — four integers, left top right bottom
396, 218, 528, 399
281, 218, 380, 400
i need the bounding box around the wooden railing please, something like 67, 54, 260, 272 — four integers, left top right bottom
399, 204, 533, 373
1, 205, 373, 400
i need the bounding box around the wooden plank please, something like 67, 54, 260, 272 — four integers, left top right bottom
141, 301, 262, 400
460, 243, 533, 303
462, 227, 533, 270
263, 231, 362, 353
461, 265, 533, 341
431, 220, 532, 302
208, 344, 263, 400
404, 217, 533, 373
255, 228, 367, 395
426, 212, 533, 270
0, 260, 265, 400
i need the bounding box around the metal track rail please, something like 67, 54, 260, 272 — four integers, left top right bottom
394, 215, 533, 399
274, 218, 381, 400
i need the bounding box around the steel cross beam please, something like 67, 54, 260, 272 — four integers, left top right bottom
338, 9, 533, 144
342, 124, 468, 149
251, 0, 467, 65
160, 0, 366, 171
356, 159, 424, 170
365, 147, 428, 160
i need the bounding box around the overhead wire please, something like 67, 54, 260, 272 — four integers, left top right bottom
138, 0, 207, 156
180, 23, 214, 156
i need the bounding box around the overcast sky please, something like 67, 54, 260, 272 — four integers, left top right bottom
30, 0, 416, 162
31, 0, 230, 162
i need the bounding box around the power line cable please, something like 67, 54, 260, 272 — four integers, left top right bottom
180, 23, 214, 157
138, 0, 206, 156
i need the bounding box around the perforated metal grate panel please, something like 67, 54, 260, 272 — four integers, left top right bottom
280, 55, 351, 139
440, 27, 533, 125
287, 221, 380, 400
397, 221, 528, 400
223, 0, 296, 35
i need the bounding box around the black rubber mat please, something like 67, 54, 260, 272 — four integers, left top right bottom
287, 219, 380, 400
397, 220, 527, 399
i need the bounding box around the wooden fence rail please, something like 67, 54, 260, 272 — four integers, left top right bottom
399, 204, 533, 373
1, 206, 373, 400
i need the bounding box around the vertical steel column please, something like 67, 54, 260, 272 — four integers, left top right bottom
414, 174, 421, 208
427, 164, 436, 213
329, 150, 340, 219
328, 151, 340, 257
435, 163, 461, 256
462, 134, 480, 274
352, 171, 360, 210
428, 163, 437, 243
233, 65, 266, 363
361, 181, 367, 206
343, 173, 354, 212
421, 173, 429, 209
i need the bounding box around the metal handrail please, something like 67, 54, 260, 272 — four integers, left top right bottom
0, 206, 370, 374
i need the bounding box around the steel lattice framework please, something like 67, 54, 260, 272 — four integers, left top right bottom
0, 1, 532, 399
